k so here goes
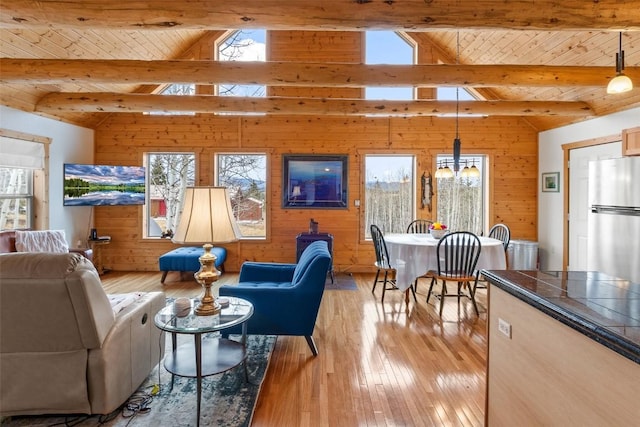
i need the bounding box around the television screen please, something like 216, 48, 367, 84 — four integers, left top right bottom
64, 164, 146, 206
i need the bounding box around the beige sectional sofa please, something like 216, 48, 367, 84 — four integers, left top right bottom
0, 252, 165, 416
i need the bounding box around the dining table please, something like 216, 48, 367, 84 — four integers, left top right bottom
384, 233, 508, 298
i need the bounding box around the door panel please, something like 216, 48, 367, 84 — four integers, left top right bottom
568, 142, 620, 271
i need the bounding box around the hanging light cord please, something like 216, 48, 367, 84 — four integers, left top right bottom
455, 32, 460, 139
616, 32, 624, 74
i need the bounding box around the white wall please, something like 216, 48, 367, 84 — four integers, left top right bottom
538, 107, 640, 270
0, 106, 94, 246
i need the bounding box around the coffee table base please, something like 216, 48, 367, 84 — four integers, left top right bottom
164, 336, 248, 426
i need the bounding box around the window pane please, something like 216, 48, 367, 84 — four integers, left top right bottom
146, 153, 196, 238
147, 84, 196, 116
365, 31, 414, 102
0, 167, 30, 195
365, 155, 414, 237
436, 155, 484, 233
217, 154, 267, 239
0, 167, 33, 230
366, 31, 413, 65
218, 30, 266, 98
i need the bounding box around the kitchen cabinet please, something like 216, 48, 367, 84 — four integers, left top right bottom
622, 126, 640, 156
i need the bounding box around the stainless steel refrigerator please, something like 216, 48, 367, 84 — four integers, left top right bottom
587, 156, 640, 283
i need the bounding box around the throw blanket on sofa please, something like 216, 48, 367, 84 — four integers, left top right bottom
108, 292, 144, 314
15, 230, 69, 253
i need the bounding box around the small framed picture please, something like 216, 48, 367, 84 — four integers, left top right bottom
542, 172, 560, 192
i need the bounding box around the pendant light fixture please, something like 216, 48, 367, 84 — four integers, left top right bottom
453, 31, 462, 173
460, 160, 471, 178
607, 32, 633, 94
435, 159, 454, 178
468, 158, 481, 178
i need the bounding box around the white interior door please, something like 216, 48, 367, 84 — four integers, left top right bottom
568, 142, 621, 271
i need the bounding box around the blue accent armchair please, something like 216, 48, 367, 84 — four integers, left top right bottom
219, 240, 331, 356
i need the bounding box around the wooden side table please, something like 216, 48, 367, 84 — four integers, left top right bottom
89, 239, 110, 275
296, 232, 334, 283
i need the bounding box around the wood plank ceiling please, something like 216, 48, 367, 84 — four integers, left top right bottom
1, 1, 639, 131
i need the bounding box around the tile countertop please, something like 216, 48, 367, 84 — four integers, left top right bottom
482, 270, 640, 365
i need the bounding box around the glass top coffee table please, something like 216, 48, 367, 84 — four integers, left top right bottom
154, 297, 253, 427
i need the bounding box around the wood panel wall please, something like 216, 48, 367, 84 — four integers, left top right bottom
93, 30, 538, 274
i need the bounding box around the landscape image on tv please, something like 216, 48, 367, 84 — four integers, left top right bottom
64, 164, 146, 206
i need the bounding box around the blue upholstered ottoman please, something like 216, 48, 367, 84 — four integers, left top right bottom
159, 246, 227, 283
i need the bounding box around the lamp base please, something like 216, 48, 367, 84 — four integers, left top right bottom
194, 243, 221, 316
195, 298, 221, 316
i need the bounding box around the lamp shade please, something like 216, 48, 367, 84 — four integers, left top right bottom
172, 187, 241, 244
607, 74, 633, 94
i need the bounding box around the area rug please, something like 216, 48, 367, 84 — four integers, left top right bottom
325, 272, 358, 290
1, 334, 276, 427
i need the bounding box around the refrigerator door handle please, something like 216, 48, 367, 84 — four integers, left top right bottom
591, 205, 640, 216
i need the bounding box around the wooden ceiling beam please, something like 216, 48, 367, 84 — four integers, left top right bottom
2, 59, 634, 88
2, 1, 640, 31
36, 93, 594, 117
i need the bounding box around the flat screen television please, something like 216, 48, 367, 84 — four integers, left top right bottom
64, 163, 146, 206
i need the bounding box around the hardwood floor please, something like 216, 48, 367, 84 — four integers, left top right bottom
102, 271, 488, 426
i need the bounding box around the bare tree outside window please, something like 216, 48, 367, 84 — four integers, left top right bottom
0, 167, 32, 230
365, 155, 414, 238
218, 30, 266, 99
146, 153, 195, 238
216, 154, 266, 238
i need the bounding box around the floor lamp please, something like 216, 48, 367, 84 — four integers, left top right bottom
172, 187, 240, 316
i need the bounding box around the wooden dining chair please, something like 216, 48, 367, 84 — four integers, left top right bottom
370, 224, 397, 302
474, 223, 511, 294
406, 219, 434, 234
426, 231, 482, 316
406, 219, 434, 293
370, 224, 416, 303
488, 223, 511, 252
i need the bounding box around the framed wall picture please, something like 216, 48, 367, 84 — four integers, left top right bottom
542, 172, 560, 192
282, 154, 348, 209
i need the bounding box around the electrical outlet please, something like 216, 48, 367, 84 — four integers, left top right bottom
354, 199, 360, 207
498, 318, 512, 339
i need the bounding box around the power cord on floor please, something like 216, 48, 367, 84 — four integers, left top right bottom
120, 390, 154, 421
46, 415, 91, 427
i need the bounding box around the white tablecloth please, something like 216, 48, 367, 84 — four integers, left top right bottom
384, 233, 507, 291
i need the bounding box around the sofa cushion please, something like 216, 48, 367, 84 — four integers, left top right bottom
15, 230, 69, 253
0, 252, 114, 351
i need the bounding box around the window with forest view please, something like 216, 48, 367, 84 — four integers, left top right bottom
365, 155, 414, 238
436, 155, 485, 234
0, 167, 33, 230
145, 153, 195, 238
216, 154, 267, 239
